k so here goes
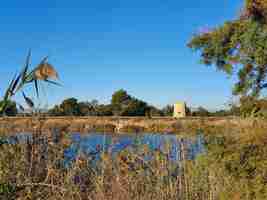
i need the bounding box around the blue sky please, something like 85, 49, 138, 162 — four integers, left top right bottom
0, 0, 243, 109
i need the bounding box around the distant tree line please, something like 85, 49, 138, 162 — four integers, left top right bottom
2, 89, 267, 117
48, 89, 267, 118
191, 107, 237, 117
190, 97, 267, 118
48, 89, 174, 117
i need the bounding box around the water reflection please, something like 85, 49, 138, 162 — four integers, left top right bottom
64, 133, 205, 163
5, 132, 205, 165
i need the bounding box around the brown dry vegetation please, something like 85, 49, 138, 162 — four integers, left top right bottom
0, 118, 267, 199
0, 116, 248, 134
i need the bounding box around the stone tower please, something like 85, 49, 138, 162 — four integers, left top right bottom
173, 102, 186, 118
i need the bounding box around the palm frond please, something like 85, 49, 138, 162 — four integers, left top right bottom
4, 73, 18, 101
0, 101, 8, 113
1, 51, 60, 114
18, 104, 25, 112
15, 50, 32, 93
34, 79, 39, 98
21, 50, 31, 81
22, 92, 34, 108
11, 73, 22, 94
44, 79, 62, 86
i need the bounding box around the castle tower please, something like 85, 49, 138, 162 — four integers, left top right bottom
173, 102, 186, 118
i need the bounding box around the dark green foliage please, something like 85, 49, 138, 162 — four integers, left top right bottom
210, 109, 233, 117
0, 100, 18, 116
0, 137, 8, 146
161, 105, 174, 116
239, 96, 267, 117
48, 105, 62, 116
49, 90, 168, 117
78, 102, 93, 116
95, 104, 113, 116
192, 107, 210, 117
111, 90, 149, 116
59, 98, 80, 116
188, 0, 267, 97
77, 100, 100, 116
148, 106, 164, 117
49, 100, 82, 116
49, 99, 113, 116
48, 93, 244, 117
111, 89, 132, 116
0, 183, 16, 199
202, 129, 267, 199
111, 89, 131, 106
185, 105, 191, 116
120, 98, 148, 116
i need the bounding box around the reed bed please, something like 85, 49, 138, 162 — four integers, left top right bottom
0, 118, 267, 200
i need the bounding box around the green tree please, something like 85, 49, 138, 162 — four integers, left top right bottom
49, 100, 97, 116
48, 105, 62, 116
188, 0, 267, 97
90, 99, 99, 108
87, 100, 99, 116
60, 98, 80, 116
238, 96, 267, 117
121, 98, 148, 116
209, 109, 231, 117
111, 89, 151, 116
111, 89, 131, 105
148, 106, 164, 117
111, 89, 131, 115
192, 107, 210, 117
96, 104, 113, 116
78, 101, 91, 116
161, 105, 174, 116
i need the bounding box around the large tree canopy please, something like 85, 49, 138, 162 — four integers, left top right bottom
188, 0, 267, 97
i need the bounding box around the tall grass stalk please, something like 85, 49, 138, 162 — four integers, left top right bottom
1, 118, 267, 199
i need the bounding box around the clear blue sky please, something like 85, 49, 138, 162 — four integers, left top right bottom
0, 0, 243, 110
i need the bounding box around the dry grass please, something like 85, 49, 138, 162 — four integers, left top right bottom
0, 118, 267, 199
0, 116, 258, 134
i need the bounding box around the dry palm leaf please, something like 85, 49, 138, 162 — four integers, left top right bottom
34, 63, 59, 80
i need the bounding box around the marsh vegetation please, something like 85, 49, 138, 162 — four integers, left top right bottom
0, 120, 267, 200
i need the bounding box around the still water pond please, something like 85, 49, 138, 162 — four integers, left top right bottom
8, 133, 205, 163
65, 133, 205, 162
